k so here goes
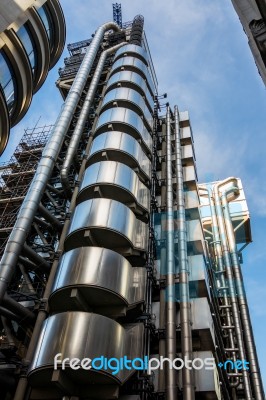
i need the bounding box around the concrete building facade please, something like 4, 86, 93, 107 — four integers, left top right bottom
231, 0, 266, 84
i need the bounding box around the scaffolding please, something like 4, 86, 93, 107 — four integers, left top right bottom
0, 126, 52, 257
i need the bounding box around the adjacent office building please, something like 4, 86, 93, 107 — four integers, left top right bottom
0, 5, 264, 400
0, 0, 65, 154
231, 0, 266, 84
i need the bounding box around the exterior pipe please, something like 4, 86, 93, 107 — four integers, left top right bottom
165, 105, 177, 400
220, 182, 265, 400
159, 125, 167, 393
2, 294, 35, 322
174, 106, 194, 400
38, 203, 63, 231
0, 308, 18, 322
212, 178, 252, 399
13, 111, 101, 400
61, 42, 127, 197
0, 21, 120, 303
204, 186, 240, 389
22, 244, 50, 272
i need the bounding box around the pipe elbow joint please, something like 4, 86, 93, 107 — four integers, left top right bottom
60, 165, 72, 198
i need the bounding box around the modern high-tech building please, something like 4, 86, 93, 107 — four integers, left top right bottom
0, 0, 65, 154
231, 0, 266, 84
0, 6, 264, 400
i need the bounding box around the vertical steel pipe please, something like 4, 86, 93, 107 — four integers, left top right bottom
206, 188, 239, 389
220, 183, 265, 400
60, 41, 127, 196
213, 179, 252, 399
0, 22, 120, 303
165, 105, 177, 400
174, 106, 194, 400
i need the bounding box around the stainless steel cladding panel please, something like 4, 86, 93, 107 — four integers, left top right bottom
177, 351, 222, 398
78, 161, 150, 214
176, 298, 216, 348
114, 44, 149, 65
87, 131, 151, 182
111, 56, 156, 95
101, 87, 153, 129
95, 107, 152, 153
28, 312, 144, 386
64, 198, 148, 256
49, 247, 146, 313
106, 71, 154, 110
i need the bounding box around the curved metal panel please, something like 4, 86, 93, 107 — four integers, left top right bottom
28, 312, 144, 389
0, 88, 10, 155
95, 107, 152, 154
1, 30, 33, 126
101, 87, 153, 130
64, 198, 148, 262
78, 161, 150, 215
111, 56, 156, 95
27, 8, 51, 92
45, 0, 66, 68
49, 247, 146, 314
114, 44, 149, 65
106, 70, 154, 110
87, 131, 151, 183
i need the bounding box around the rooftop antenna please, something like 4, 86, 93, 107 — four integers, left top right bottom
112, 3, 122, 28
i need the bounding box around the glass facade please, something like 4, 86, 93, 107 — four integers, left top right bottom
17, 24, 37, 74
37, 5, 54, 48
0, 50, 15, 112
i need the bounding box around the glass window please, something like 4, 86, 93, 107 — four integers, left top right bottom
17, 24, 36, 74
0, 50, 15, 113
36, 5, 54, 49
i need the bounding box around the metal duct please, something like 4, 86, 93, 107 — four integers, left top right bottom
174, 106, 194, 400
0, 21, 121, 303
212, 178, 252, 399
220, 182, 265, 400
165, 105, 177, 400
61, 42, 127, 196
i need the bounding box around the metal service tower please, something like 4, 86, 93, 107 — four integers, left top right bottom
0, 6, 264, 400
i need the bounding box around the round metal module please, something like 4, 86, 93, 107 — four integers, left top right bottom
28, 311, 144, 394
49, 246, 146, 315
86, 131, 152, 185
64, 197, 148, 266
77, 160, 150, 221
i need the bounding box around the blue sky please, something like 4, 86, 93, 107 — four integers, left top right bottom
1, 0, 266, 387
